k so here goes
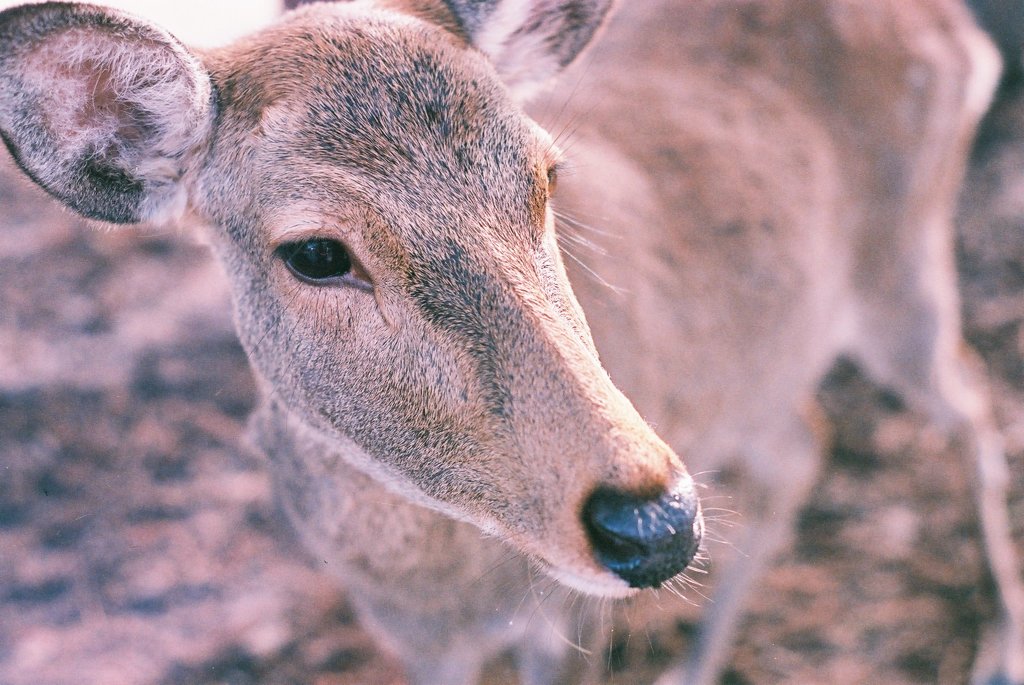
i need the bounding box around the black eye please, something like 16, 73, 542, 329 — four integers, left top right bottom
546, 166, 558, 195
277, 238, 353, 283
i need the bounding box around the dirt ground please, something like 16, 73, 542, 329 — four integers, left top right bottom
1, 31, 1023, 685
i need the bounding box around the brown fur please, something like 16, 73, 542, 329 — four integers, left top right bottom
0, 1, 1021, 684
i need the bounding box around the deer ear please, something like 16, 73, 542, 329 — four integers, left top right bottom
444, 0, 614, 100
0, 3, 214, 225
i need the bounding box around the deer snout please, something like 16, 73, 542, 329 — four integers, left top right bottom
582, 479, 703, 589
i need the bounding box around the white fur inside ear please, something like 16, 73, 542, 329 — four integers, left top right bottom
20, 28, 211, 224
471, 2, 561, 101
473, 1, 533, 59
458, 0, 610, 103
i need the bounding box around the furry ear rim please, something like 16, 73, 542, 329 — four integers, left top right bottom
0, 2, 214, 225
442, 0, 614, 101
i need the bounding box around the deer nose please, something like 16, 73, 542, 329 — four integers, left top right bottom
582, 482, 703, 589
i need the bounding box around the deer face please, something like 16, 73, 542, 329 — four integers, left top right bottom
0, 1, 702, 595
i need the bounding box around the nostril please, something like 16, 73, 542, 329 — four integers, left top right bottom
582, 485, 702, 589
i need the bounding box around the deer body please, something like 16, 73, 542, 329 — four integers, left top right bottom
1, 1, 1021, 684
556, 0, 994, 497
547, 5, 1024, 680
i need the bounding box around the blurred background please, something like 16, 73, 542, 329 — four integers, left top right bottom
0, 2, 1022, 684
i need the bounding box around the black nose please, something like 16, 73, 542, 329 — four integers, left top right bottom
582, 484, 703, 589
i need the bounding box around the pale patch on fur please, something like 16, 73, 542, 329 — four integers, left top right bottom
546, 566, 635, 598
960, 28, 1003, 123
257, 101, 296, 140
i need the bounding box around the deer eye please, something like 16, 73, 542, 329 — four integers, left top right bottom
277, 238, 371, 289
546, 166, 559, 196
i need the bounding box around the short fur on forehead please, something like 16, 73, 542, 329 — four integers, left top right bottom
0, 2, 213, 224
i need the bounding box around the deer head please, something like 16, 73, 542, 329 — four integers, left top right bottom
0, 0, 702, 596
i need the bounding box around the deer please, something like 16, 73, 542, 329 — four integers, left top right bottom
0, 1, 1021, 683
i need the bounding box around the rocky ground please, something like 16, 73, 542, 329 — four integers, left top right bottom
1, 42, 1023, 685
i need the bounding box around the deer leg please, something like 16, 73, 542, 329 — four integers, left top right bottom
855, 290, 1024, 684
934, 351, 1024, 685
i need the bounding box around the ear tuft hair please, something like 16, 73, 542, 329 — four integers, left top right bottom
0, 2, 214, 224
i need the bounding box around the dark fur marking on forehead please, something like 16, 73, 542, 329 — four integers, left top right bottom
306, 81, 499, 175
288, 27, 532, 192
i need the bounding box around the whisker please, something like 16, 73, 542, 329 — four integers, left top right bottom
559, 241, 628, 294
467, 548, 523, 589
557, 230, 609, 258
554, 209, 620, 238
